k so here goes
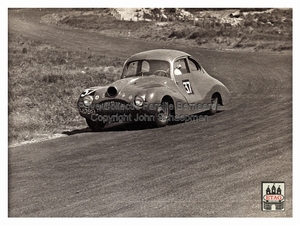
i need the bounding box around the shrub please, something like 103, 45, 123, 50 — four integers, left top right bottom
257, 15, 268, 24
188, 31, 200, 39
168, 30, 186, 39
244, 18, 253, 27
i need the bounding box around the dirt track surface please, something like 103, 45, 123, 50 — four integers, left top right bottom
8, 9, 292, 217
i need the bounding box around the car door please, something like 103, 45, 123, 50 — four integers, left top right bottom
188, 56, 217, 102
173, 57, 202, 104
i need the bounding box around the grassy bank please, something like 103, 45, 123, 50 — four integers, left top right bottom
8, 33, 123, 145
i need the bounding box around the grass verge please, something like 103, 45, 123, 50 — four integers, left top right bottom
8, 33, 123, 146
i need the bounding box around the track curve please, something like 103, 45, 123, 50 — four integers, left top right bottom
8, 9, 292, 217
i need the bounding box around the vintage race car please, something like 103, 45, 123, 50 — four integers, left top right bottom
77, 49, 230, 131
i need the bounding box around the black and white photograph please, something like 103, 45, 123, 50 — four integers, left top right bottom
4, 0, 298, 222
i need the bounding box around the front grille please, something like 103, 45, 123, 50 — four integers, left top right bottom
94, 100, 134, 116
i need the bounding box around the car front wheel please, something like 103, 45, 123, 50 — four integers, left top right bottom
155, 101, 172, 127
86, 118, 106, 132
208, 96, 218, 115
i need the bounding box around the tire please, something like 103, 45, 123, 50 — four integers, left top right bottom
155, 101, 172, 127
86, 118, 105, 132
208, 96, 218, 115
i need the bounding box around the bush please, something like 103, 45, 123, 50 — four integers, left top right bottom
168, 30, 186, 39
244, 18, 253, 27
257, 16, 268, 24
188, 31, 200, 39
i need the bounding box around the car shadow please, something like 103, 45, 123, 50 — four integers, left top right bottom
62, 127, 92, 136
62, 122, 159, 136
62, 111, 217, 136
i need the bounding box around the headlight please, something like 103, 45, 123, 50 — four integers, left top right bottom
134, 95, 145, 107
83, 95, 93, 107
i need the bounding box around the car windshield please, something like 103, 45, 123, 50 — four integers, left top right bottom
122, 60, 170, 78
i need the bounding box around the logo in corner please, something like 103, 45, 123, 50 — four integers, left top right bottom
261, 182, 285, 211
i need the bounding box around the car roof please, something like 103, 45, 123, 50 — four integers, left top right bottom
126, 49, 191, 62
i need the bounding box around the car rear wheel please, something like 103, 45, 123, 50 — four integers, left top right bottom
208, 96, 218, 115
86, 118, 105, 132
155, 101, 172, 127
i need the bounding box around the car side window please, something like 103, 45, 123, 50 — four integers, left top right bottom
174, 58, 189, 75
188, 58, 201, 72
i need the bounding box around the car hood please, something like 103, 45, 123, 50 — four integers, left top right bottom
84, 76, 172, 103
115, 76, 170, 89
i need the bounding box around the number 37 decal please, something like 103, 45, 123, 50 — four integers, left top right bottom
182, 80, 194, 94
